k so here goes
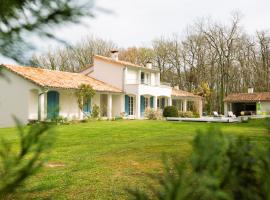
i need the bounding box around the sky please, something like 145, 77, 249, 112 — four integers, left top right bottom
2, 0, 270, 63
57, 0, 270, 48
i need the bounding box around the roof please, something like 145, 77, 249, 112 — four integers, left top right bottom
94, 55, 159, 72
2, 64, 122, 93
224, 92, 270, 102
172, 89, 201, 98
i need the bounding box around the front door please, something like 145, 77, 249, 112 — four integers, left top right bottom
47, 91, 59, 120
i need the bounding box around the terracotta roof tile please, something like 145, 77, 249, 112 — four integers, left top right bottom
172, 88, 201, 98
94, 55, 159, 72
224, 92, 270, 102
2, 64, 122, 93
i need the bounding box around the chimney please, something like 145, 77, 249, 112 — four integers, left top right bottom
146, 61, 152, 69
248, 87, 254, 94
110, 50, 119, 61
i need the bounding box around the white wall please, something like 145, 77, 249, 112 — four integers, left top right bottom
261, 102, 270, 114
126, 68, 138, 84
90, 59, 124, 90
58, 90, 82, 120
0, 69, 41, 127
151, 73, 156, 86
92, 93, 101, 108
112, 94, 124, 117
29, 89, 39, 120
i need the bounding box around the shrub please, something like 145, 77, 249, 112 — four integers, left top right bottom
51, 115, 69, 125
145, 108, 163, 120
179, 111, 194, 118
129, 120, 270, 200
193, 111, 200, 118
163, 106, 179, 117
91, 104, 100, 119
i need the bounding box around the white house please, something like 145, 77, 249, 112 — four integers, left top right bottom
0, 64, 122, 127
0, 52, 202, 127
82, 52, 202, 119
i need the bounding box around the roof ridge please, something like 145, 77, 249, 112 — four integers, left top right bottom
94, 55, 143, 66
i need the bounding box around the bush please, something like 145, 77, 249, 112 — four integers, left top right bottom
193, 111, 200, 118
145, 108, 163, 120
129, 121, 270, 200
51, 116, 69, 125
179, 111, 194, 118
91, 104, 100, 119
163, 106, 179, 117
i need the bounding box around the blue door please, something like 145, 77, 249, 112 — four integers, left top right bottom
83, 97, 92, 116
47, 91, 59, 120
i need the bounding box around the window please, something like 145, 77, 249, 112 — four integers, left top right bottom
129, 96, 134, 115
172, 99, 183, 111
141, 72, 145, 84
157, 97, 166, 109
141, 72, 150, 85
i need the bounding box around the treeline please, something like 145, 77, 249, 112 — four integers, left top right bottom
31, 14, 270, 113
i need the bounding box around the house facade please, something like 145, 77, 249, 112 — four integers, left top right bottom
0, 52, 202, 127
0, 65, 122, 127
82, 52, 202, 119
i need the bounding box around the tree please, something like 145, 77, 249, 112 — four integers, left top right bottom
31, 35, 117, 72
0, 0, 95, 63
0, 120, 54, 198
75, 84, 95, 117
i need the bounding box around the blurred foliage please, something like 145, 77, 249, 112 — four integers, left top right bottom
0, 119, 54, 198
0, 0, 95, 62
129, 119, 270, 200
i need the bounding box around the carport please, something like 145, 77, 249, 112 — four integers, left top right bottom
224, 90, 270, 117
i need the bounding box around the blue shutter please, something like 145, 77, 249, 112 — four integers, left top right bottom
140, 96, 145, 115
83, 97, 92, 116
150, 97, 154, 108
125, 95, 129, 115
83, 99, 88, 113
47, 91, 59, 119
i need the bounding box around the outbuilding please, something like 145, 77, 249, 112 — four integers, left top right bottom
224, 88, 270, 116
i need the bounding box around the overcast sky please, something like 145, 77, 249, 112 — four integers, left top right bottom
2, 0, 270, 64
57, 0, 270, 48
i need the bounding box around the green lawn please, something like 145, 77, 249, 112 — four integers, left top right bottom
0, 120, 269, 199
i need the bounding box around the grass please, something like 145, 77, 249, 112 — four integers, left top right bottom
0, 119, 269, 199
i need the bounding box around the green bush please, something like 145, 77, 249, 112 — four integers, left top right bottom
129, 120, 270, 200
163, 106, 179, 117
193, 111, 200, 118
51, 116, 69, 125
91, 104, 100, 119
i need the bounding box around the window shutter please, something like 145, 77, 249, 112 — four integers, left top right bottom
140, 96, 145, 114
150, 97, 154, 108
125, 95, 129, 114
